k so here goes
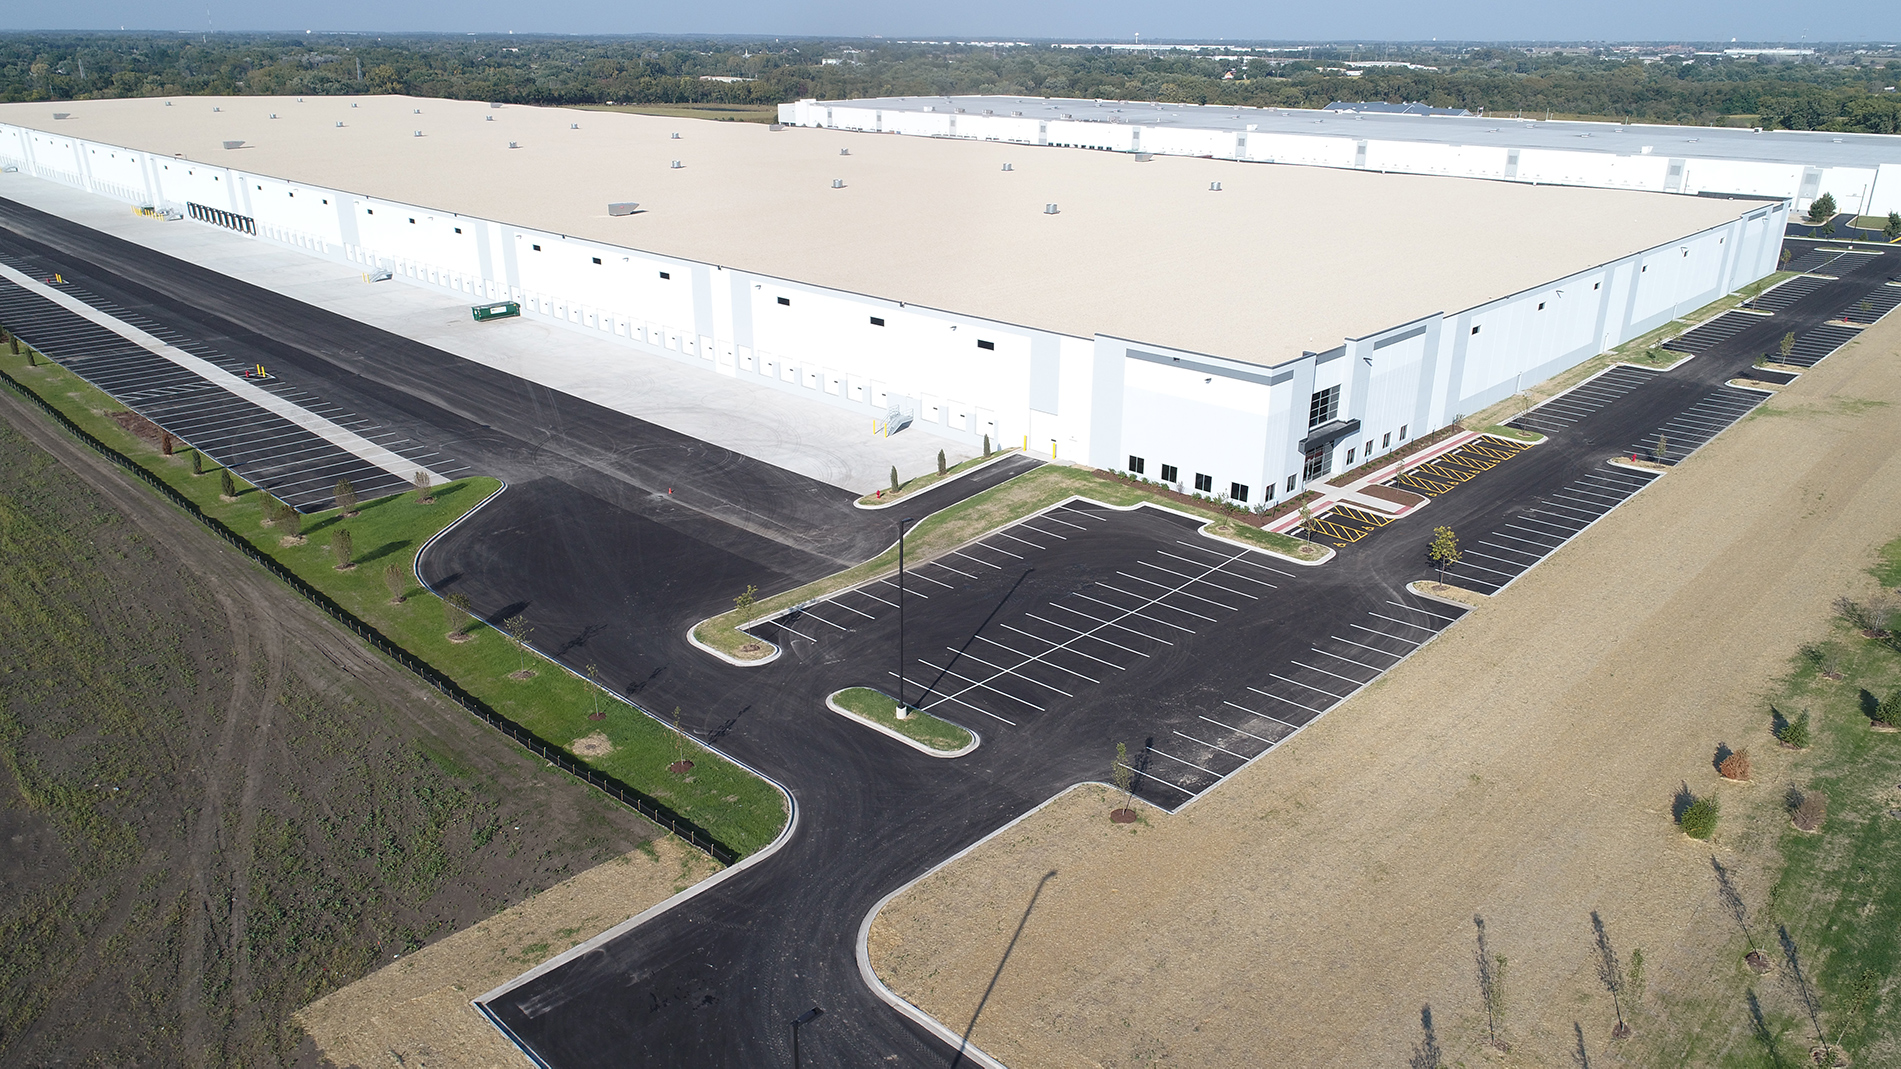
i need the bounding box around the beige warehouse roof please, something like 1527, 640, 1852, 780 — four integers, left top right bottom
2, 95, 1756, 366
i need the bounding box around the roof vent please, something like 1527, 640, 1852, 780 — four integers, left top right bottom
222, 140, 244, 150
1133, 152, 1153, 162
53, 112, 70, 119
769, 123, 786, 131
1044, 203, 1060, 215
671, 160, 683, 168
490, 102, 502, 108
608, 202, 640, 216
833, 179, 847, 188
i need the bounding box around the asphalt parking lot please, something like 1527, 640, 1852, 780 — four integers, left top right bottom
0, 252, 461, 509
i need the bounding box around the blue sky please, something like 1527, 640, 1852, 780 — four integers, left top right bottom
8, 1, 1898, 42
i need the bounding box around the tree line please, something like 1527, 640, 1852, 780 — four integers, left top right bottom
2, 33, 1898, 133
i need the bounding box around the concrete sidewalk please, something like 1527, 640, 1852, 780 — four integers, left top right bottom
1262, 430, 1494, 534
0, 172, 967, 493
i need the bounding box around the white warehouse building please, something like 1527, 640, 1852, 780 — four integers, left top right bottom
784, 94, 1901, 219
1, 95, 1784, 502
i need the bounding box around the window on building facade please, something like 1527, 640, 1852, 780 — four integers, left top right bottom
1194, 473, 1213, 493
1128, 456, 1145, 475
1160, 464, 1178, 483
1308, 386, 1340, 428
1230, 482, 1249, 502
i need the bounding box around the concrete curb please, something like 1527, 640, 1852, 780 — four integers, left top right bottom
824, 691, 979, 758
854, 449, 1027, 510
685, 622, 782, 667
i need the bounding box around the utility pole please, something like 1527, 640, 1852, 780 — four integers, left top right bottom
896, 517, 917, 717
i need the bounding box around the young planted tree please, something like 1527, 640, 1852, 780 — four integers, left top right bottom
1776, 708, 1811, 749
330, 527, 354, 569
1296, 503, 1314, 542
258, 493, 280, 528
733, 583, 758, 617
334, 477, 359, 515
219, 468, 237, 500
503, 613, 534, 677
445, 592, 473, 636
1779, 331, 1796, 361
1590, 911, 1632, 1039
1626, 948, 1646, 1008
889, 465, 900, 495
1790, 788, 1827, 832
159, 431, 174, 456
936, 449, 947, 477
586, 663, 604, 720
190, 448, 203, 475
1679, 792, 1720, 839
1885, 211, 1901, 243
1474, 915, 1510, 1052
1806, 192, 1836, 223
278, 506, 302, 543
1653, 433, 1669, 462
1876, 687, 1901, 728
1110, 742, 1136, 822
413, 470, 435, 504
982, 433, 991, 457
669, 707, 693, 773
1780, 247, 1794, 268
383, 561, 406, 602
1428, 525, 1461, 582
1717, 747, 1751, 781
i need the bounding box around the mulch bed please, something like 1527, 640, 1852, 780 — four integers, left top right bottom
1090, 469, 1317, 529
109, 410, 166, 445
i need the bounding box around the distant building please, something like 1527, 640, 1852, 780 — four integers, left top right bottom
1322, 101, 1473, 117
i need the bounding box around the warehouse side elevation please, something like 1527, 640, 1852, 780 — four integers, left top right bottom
0, 97, 1784, 503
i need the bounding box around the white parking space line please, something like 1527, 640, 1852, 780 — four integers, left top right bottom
1387, 601, 1460, 624
928, 560, 979, 580
798, 611, 851, 631
950, 550, 1003, 569
974, 541, 1025, 560
998, 625, 1126, 670
1267, 673, 1346, 700
1123, 766, 1197, 797
1021, 614, 1157, 656
1115, 571, 1238, 611
901, 677, 1019, 726
894, 570, 954, 591
1200, 715, 1280, 747
974, 634, 1111, 678
1289, 660, 1367, 687
1073, 593, 1198, 633
1137, 559, 1261, 598
1158, 551, 1278, 588
1096, 583, 1222, 621
993, 531, 1048, 550
1367, 612, 1442, 632
852, 588, 899, 608
1352, 623, 1422, 645
1174, 730, 1254, 763
1478, 540, 1542, 560
1489, 530, 1559, 551
1038, 515, 1089, 532
828, 599, 877, 620
1450, 557, 1518, 578
1171, 542, 1296, 578
1332, 635, 1405, 660
773, 621, 815, 642
1310, 647, 1387, 673
1043, 603, 1174, 645
948, 647, 1080, 694
914, 660, 1047, 711
1146, 746, 1222, 778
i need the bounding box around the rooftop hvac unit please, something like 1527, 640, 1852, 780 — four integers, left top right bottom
840, 148, 850, 155
1002, 163, 1013, 171
52, 112, 70, 119
413, 130, 423, 137
414, 108, 421, 114
571, 123, 579, 129
269, 113, 277, 118
608, 202, 640, 216
671, 132, 681, 139
490, 102, 502, 108
335, 122, 344, 128
486, 115, 494, 121
671, 160, 683, 169
1133, 152, 1153, 161
222, 140, 245, 150
769, 123, 786, 131
508, 141, 519, 149
213, 106, 221, 112
1209, 181, 1222, 191
1044, 203, 1060, 215
832, 179, 845, 188
165, 100, 173, 106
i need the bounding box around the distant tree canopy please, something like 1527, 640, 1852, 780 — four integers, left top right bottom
2, 34, 1898, 133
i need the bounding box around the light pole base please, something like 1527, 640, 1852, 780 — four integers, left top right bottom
894, 704, 910, 720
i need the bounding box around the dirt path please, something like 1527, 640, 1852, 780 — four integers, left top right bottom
868, 312, 1901, 1068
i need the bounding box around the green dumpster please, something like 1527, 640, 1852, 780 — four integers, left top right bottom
471, 301, 521, 322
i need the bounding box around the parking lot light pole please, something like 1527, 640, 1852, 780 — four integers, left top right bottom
896, 517, 917, 719
791, 1006, 824, 1068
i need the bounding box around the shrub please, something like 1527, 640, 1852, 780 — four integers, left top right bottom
1877, 688, 1901, 728
190, 448, 203, 475
1806, 192, 1836, 223
982, 434, 991, 457
1717, 749, 1751, 781
413, 470, 434, 503
1790, 789, 1827, 832
383, 561, 406, 602
279, 507, 301, 539
219, 468, 236, 498
889, 465, 899, 494
937, 449, 947, 477
334, 477, 358, 514
1680, 794, 1720, 840
1776, 710, 1811, 749
330, 527, 354, 569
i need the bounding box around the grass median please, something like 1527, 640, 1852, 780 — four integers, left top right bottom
829, 687, 974, 752
858, 448, 1017, 506
696, 464, 1325, 661
0, 348, 787, 859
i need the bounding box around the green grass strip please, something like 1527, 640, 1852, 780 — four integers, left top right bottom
829, 687, 973, 752
0, 349, 787, 859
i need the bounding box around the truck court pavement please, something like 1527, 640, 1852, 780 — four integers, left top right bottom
0, 196, 1891, 1067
